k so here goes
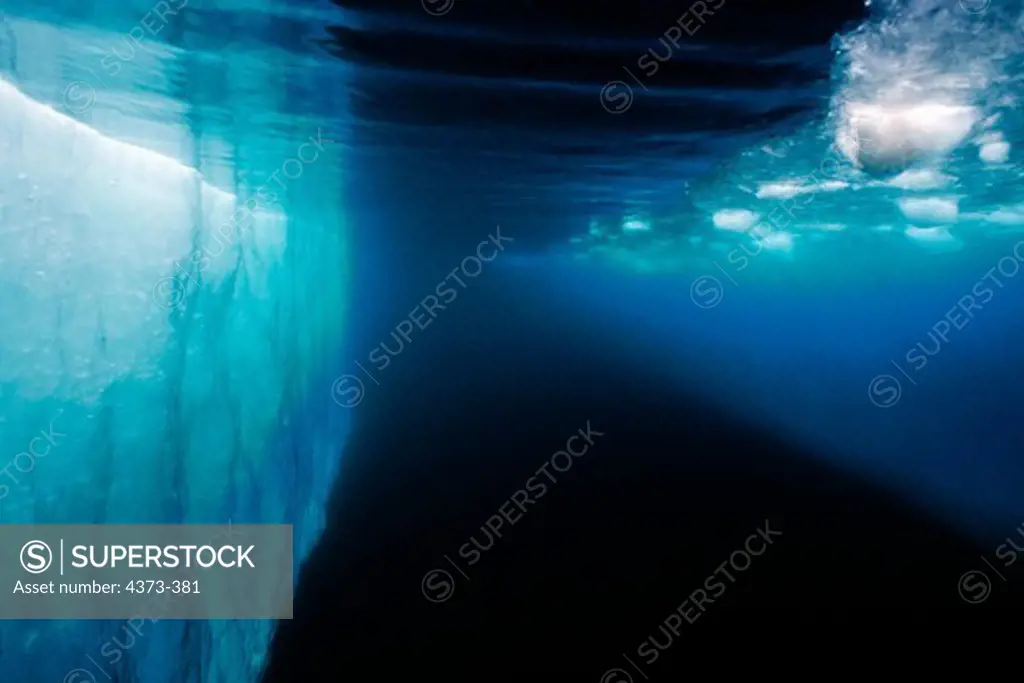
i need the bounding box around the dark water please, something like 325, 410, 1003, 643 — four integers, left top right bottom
265, 1, 1023, 678
268, 262, 1023, 677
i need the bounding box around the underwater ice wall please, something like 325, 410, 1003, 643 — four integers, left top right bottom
0, 6, 348, 682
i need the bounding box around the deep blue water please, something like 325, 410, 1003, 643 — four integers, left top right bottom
2, 0, 1024, 679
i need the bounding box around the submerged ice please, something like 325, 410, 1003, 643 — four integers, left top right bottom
569, 0, 1024, 272
0, 11, 348, 683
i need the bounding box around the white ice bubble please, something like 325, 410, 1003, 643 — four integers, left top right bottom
979, 206, 1024, 225
755, 180, 847, 200
897, 196, 959, 224
755, 181, 803, 200
712, 209, 759, 232
980, 140, 1010, 164
621, 218, 651, 233
905, 225, 955, 243
886, 169, 954, 190
839, 102, 979, 175
759, 231, 795, 251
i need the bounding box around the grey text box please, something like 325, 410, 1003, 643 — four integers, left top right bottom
0, 524, 292, 619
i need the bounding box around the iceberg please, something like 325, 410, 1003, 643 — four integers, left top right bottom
0, 11, 348, 683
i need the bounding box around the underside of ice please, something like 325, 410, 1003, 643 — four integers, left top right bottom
564, 0, 1024, 271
